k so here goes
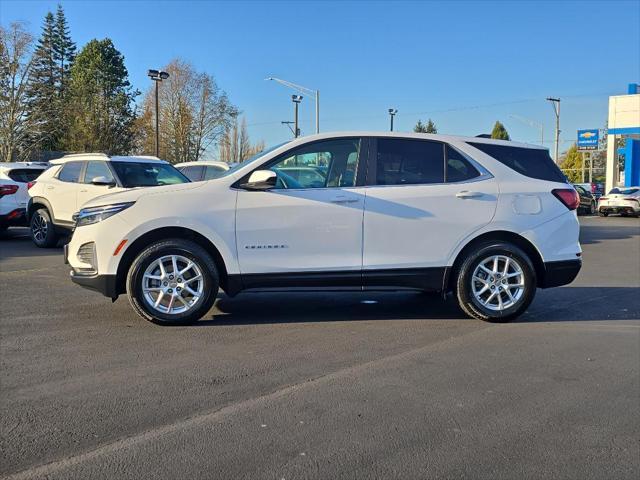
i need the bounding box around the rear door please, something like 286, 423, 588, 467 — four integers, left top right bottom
49, 161, 84, 223
362, 138, 498, 288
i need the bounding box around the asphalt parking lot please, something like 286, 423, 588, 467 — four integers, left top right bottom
1, 216, 639, 480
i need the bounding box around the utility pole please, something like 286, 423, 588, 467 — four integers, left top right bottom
292, 95, 303, 138
388, 108, 398, 132
546, 97, 561, 164
266, 77, 319, 134
147, 69, 170, 157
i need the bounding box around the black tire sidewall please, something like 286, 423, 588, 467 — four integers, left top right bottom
457, 242, 537, 322
30, 208, 57, 248
127, 240, 219, 325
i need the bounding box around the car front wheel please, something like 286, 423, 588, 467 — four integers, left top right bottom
126, 239, 219, 325
30, 208, 58, 248
455, 242, 536, 323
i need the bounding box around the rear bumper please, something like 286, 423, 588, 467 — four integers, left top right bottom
70, 270, 119, 299
540, 259, 582, 288
0, 208, 27, 227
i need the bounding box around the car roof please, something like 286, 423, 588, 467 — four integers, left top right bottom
49, 154, 168, 165
291, 131, 546, 150
0, 162, 48, 171
175, 161, 230, 168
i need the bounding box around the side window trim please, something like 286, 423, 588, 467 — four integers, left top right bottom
233, 137, 365, 190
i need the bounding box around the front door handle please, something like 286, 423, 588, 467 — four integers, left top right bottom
330, 195, 359, 204
46, 186, 54, 190
456, 190, 483, 199
79, 189, 88, 193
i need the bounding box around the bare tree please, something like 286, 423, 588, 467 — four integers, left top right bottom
0, 22, 36, 162
137, 58, 237, 163
219, 117, 265, 163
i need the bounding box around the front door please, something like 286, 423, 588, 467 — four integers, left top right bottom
235, 138, 366, 283
77, 160, 124, 209
49, 161, 84, 223
362, 138, 498, 288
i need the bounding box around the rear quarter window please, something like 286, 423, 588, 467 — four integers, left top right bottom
6, 169, 45, 183
468, 142, 566, 183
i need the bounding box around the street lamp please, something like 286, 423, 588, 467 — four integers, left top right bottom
388, 108, 398, 132
291, 95, 303, 138
147, 69, 170, 157
266, 77, 319, 134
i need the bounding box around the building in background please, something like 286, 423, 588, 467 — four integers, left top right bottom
606, 84, 640, 191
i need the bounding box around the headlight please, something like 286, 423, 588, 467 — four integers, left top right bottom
75, 202, 134, 227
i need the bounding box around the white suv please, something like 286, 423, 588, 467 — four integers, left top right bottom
65, 133, 582, 324
0, 163, 48, 232
28, 153, 189, 247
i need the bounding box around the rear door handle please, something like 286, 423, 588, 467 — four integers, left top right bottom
46, 186, 54, 190
80, 189, 88, 193
456, 190, 483, 199
330, 195, 359, 204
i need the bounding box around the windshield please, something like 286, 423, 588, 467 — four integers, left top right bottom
111, 162, 189, 188
221, 142, 289, 177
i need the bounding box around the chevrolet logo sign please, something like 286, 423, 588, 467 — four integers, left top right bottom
580, 131, 596, 138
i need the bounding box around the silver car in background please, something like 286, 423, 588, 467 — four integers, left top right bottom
598, 187, 640, 217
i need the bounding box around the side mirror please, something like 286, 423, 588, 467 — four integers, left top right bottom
91, 176, 116, 187
240, 170, 277, 191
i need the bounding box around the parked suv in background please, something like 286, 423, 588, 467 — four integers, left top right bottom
28, 154, 189, 247
175, 161, 230, 181
0, 163, 47, 232
66, 132, 582, 325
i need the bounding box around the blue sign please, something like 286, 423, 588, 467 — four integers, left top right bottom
577, 129, 599, 150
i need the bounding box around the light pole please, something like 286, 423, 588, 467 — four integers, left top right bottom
266, 77, 319, 134
291, 95, 303, 138
388, 108, 398, 132
546, 97, 561, 163
147, 69, 169, 157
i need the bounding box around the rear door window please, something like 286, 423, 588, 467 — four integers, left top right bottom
375, 138, 444, 185
468, 142, 566, 183
58, 162, 84, 183
83, 161, 115, 184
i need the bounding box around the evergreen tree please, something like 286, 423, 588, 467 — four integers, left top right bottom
65, 39, 139, 154
560, 144, 583, 183
54, 4, 75, 97
27, 12, 60, 151
414, 118, 437, 133
490, 121, 510, 140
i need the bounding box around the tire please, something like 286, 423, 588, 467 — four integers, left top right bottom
126, 239, 219, 325
599, 210, 608, 217
30, 208, 58, 248
589, 201, 596, 215
455, 242, 537, 323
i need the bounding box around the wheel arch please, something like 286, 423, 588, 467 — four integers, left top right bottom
446, 230, 546, 292
115, 226, 232, 296
27, 196, 54, 221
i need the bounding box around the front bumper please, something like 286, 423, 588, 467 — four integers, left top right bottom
540, 259, 582, 288
70, 270, 119, 299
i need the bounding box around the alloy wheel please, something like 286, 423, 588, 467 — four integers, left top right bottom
32, 214, 48, 242
142, 254, 204, 315
471, 255, 525, 311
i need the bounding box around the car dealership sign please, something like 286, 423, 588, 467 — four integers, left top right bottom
577, 129, 599, 150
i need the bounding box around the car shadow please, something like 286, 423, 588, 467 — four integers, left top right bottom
192, 286, 639, 326
580, 222, 640, 245
0, 229, 65, 261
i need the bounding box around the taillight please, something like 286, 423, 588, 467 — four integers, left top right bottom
624, 197, 640, 204
552, 188, 580, 210
590, 183, 596, 194
599, 197, 608, 201
27, 181, 36, 190
0, 184, 19, 196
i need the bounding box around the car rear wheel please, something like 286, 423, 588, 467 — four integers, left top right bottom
126, 239, 219, 325
455, 242, 536, 323
599, 210, 608, 217
30, 208, 58, 248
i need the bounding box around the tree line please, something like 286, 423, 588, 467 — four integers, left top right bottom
0, 5, 262, 164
